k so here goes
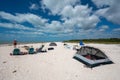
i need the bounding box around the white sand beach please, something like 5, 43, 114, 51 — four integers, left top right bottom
0, 42, 120, 80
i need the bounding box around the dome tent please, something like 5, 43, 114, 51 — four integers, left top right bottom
73, 46, 113, 68
49, 42, 57, 46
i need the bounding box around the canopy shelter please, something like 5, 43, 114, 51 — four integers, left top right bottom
73, 46, 113, 68
49, 42, 57, 46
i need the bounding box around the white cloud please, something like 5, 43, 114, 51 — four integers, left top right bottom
92, 0, 114, 8
29, 4, 39, 10
61, 5, 91, 18
113, 28, 120, 32
0, 1, 100, 37
0, 11, 17, 21
101, 25, 109, 29
95, 8, 109, 16
61, 5, 99, 30
9, 30, 44, 35
0, 23, 34, 30
0, 12, 49, 36
44, 21, 72, 34
0, 11, 47, 28
99, 25, 109, 31
41, 0, 80, 14
105, 0, 120, 24
46, 21, 63, 32
16, 13, 47, 28
2, 0, 119, 39
44, 20, 74, 34
40, 4, 100, 34
94, 0, 120, 25
45, 13, 99, 34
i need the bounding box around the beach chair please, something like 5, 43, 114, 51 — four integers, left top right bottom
13, 48, 20, 55
10, 48, 28, 55
29, 48, 35, 54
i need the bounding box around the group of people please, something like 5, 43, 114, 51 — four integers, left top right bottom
11, 39, 47, 55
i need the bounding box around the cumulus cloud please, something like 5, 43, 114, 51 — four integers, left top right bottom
0, 23, 34, 30
29, 3, 39, 10
0, 0, 100, 36
92, 0, 114, 8
41, 1, 100, 31
95, 8, 109, 16
41, 4, 100, 34
1, 0, 119, 40
15, 13, 47, 28
0, 11, 47, 28
63, 15, 99, 30
99, 25, 109, 31
61, 5, 99, 30
0, 0, 100, 40
113, 28, 120, 32
0, 11, 17, 22
94, 0, 120, 25
61, 5, 91, 18
41, 0, 80, 14
45, 21, 64, 33
9, 30, 44, 35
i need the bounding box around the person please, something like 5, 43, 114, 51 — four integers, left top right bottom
13, 39, 17, 48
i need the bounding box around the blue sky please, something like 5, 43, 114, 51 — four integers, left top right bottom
0, 0, 120, 42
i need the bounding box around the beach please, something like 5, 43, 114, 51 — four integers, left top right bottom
0, 42, 120, 80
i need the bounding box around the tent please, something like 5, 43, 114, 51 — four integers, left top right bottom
49, 42, 57, 46
73, 46, 113, 68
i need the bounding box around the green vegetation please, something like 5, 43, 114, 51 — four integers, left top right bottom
64, 38, 120, 44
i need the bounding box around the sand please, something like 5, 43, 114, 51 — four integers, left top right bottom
0, 42, 120, 80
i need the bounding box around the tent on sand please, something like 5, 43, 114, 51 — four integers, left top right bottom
73, 46, 113, 68
49, 42, 57, 46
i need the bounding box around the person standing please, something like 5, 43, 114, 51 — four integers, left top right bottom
13, 39, 17, 48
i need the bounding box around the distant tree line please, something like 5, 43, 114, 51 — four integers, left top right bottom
64, 38, 120, 44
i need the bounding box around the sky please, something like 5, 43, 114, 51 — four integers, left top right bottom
0, 0, 120, 42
